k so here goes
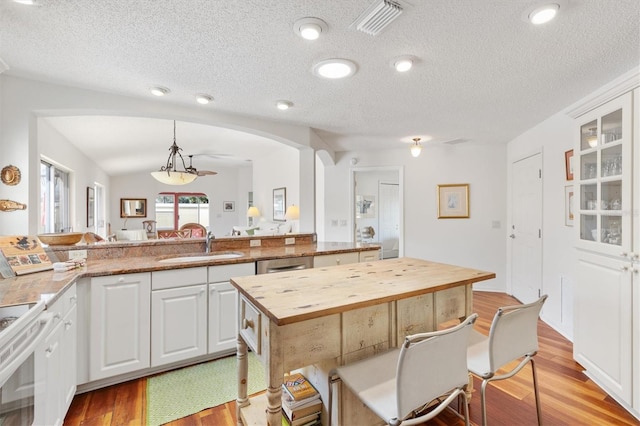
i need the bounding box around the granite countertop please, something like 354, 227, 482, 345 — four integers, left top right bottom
0, 242, 380, 309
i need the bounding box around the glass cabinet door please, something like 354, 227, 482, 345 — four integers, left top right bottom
575, 92, 632, 256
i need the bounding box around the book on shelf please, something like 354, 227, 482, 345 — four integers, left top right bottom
282, 372, 319, 401
281, 409, 321, 426
281, 394, 322, 422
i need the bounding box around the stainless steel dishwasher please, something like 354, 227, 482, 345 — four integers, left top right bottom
256, 256, 313, 274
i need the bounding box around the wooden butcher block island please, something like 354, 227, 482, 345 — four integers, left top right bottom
230, 257, 495, 426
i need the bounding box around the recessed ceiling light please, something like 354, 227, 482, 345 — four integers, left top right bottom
294, 17, 328, 41
150, 86, 170, 97
195, 94, 213, 104
529, 3, 559, 24
276, 100, 293, 110
13, 0, 36, 4
313, 59, 357, 79
523, 2, 562, 25
393, 55, 415, 72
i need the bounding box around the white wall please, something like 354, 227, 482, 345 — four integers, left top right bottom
507, 113, 575, 338
110, 166, 251, 237
0, 75, 313, 235
506, 67, 640, 340
38, 118, 110, 234
320, 144, 507, 292
252, 147, 300, 227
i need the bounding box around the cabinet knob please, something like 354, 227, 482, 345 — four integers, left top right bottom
242, 318, 254, 330
54, 312, 62, 320
65, 320, 73, 329
118, 277, 125, 283
69, 295, 77, 304
45, 345, 53, 354
509, 234, 516, 239
336, 259, 341, 265
621, 265, 630, 271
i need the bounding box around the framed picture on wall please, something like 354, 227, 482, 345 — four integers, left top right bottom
565, 149, 574, 181
565, 185, 574, 226
437, 184, 470, 219
223, 201, 235, 212
273, 187, 286, 221
356, 195, 376, 218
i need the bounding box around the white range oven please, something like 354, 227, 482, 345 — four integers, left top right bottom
0, 300, 54, 424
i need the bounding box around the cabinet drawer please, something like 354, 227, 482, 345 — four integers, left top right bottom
240, 296, 261, 354
152, 267, 207, 290
359, 250, 380, 262
313, 252, 360, 268
208, 262, 255, 283
48, 283, 77, 317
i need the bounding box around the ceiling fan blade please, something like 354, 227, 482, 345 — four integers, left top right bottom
197, 170, 218, 176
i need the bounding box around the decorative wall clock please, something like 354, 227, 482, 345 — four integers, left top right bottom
1, 165, 21, 186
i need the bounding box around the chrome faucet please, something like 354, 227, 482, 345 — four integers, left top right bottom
205, 231, 215, 253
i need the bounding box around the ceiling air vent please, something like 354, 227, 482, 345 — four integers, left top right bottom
350, 0, 403, 36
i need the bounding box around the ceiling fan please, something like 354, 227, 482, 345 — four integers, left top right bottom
187, 155, 217, 176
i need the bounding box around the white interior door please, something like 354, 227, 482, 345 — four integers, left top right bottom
379, 183, 399, 259
511, 153, 543, 303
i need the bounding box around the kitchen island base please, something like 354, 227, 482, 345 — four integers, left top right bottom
232, 258, 495, 426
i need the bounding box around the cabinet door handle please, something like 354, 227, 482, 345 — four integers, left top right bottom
199, 289, 205, 297
621, 265, 629, 271
336, 259, 341, 265
69, 295, 77, 304
243, 318, 254, 330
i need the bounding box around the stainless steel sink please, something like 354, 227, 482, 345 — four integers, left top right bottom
157, 252, 244, 264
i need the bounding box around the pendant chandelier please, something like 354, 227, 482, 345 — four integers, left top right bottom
151, 121, 198, 185
410, 137, 422, 157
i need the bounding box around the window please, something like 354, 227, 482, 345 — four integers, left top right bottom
155, 192, 209, 230
40, 160, 71, 233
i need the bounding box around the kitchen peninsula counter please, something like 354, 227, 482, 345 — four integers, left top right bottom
0, 240, 380, 309
231, 257, 495, 425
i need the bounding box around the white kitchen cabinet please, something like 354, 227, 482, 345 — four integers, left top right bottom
151, 267, 207, 366
151, 284, 208, 366
208, 263, 255, 354
574, 91, 633, 256
313, 252, 360, 267
36, 283, 77, 426
61, 295, 77, 415
89, 273, 150, 381
573, 87, 639, 419
574, 253, 634, 404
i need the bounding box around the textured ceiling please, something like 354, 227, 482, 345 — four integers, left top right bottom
1, 0, 639, 175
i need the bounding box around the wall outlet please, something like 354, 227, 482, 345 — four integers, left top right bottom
68, 249, 87, 260
250, 239, 261, 247
285, 237, 295, 245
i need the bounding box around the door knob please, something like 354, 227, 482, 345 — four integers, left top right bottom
509, 234, 516, 239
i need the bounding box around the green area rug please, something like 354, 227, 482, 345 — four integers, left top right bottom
147, 353, 265, 425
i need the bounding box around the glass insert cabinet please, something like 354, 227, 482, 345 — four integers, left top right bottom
575, 92, 632, 256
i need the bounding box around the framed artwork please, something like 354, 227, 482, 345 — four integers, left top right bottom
120, 198, 147, 218
223, 201, 235, 212
273, 187, 286, 221
356, 195, 376, 218
565, 185, 574, 226
565, 149, 574, 181
437, 184, 470, 219
87, 187, 95, 227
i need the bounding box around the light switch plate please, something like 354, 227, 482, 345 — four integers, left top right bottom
250, 239, 261, 247
68, 249, 87, 259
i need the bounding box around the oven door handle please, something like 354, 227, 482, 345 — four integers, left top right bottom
0, 312, 55, 385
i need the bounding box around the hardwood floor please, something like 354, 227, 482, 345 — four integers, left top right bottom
64, 292, 639, 426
